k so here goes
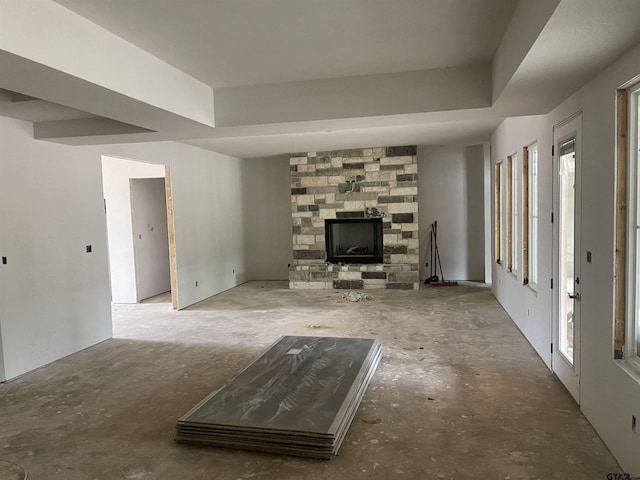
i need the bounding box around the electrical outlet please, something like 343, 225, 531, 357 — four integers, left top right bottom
86, 245, 92, 253
2, 256, 6, 265
195, 281, 198, 287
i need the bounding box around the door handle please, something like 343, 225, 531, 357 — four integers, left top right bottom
568, 292, 580, 300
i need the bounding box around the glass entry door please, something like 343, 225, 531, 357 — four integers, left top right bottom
559, 141, 576, 361
553, 114, 582, 403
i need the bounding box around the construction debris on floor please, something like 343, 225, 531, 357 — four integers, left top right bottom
339, 291, 373, 303
175, 335, 382, 459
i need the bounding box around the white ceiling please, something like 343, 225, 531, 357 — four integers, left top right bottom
184, 108, 504, 159
54, 0, 518, 88
0, 88, 96, 123
493, 0, 640, 115
3, 0, 640, 158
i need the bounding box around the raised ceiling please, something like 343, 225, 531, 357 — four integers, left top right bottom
1, 0, 640, 158
54, 0, 517, 88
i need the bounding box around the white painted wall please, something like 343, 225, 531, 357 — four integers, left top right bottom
241, 148, 492, 283
242, 156, 292, 280
0, 116, 112, 381
491, 41, 640, 474
0, 116, 249, 380
0, 325, 4, 381
491, 114, 551, 368
102, 157, 165, 303
418, 145, 486, 281
99, 143, 248, 309
130, 177, 171, 301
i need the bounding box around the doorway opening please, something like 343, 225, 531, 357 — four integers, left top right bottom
101, 155, 177, 310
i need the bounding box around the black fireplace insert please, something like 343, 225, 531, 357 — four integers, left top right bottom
325, 218, 383, 264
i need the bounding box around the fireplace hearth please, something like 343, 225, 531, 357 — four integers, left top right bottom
325, 218, 383, 264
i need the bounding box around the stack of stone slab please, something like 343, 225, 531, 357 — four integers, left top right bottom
175, 336, 382, 459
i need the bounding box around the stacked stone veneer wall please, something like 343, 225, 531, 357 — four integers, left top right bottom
289, 145, 419, 290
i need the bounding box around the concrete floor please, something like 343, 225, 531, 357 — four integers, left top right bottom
0, 281, 621, 479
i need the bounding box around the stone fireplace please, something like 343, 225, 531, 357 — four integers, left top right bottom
289, 146, 419, 290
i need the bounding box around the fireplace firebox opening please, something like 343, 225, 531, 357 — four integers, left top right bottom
325, 218, 383, 264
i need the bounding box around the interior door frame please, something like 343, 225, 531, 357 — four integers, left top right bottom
165, 165, 178, 310
101, 155, 178, 310
552, 112, 582, 403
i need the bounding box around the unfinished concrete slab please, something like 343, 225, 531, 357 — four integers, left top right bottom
0, 281, 621, 479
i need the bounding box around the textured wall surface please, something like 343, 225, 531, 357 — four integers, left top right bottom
289, 146, 419, 290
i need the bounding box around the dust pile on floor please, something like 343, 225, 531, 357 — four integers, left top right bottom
338, 291, 373, 303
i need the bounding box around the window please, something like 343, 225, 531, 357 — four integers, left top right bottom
615, 84, 640, 360
495, 163, 502, 264
523, 143, 539, 288
507, 154, 518, 274
617, 81, 640, 363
